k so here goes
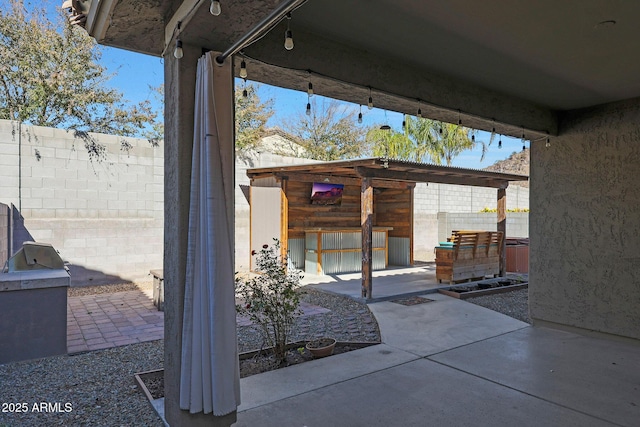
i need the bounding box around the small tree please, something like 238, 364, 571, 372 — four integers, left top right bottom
0, 0, 157, 136
282, 98, 368, 161
235, 240, 302, 365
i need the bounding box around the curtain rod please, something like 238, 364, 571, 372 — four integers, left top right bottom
215, 0, 308, 65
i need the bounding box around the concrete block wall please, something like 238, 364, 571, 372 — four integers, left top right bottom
436, 212, 529, 243
0, 120, 163, 285
1, 120, 531, 279
412, 182, 529, 261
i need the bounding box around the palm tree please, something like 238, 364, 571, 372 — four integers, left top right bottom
366, 116, 492, 165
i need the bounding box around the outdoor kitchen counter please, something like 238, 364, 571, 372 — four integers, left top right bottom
304, 227, 392, 275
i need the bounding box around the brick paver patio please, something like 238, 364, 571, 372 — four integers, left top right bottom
67, 289, 330, 353
66, 289, 164, 353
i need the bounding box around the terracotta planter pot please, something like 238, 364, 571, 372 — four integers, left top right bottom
306, 338, 336, 358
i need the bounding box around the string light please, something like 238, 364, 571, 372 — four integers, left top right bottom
173, 21, 183, 59
521, 126, 526, 151
546, 138, 551, 148
417, 100, 422, 118
358, 105, 363, 124
284, 13, 294, 50
471, 134, 475, 142
305, 94, 311, 116
209, 0, 221, 16
307, 81, 313, 97
458, 110, 462, 125
242, 78, 248, 98
367, 87, 373, 109
239, 59, 247, 79
174, 39, 183, 59
498, 136, 502, 149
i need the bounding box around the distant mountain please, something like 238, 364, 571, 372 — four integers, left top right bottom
484, 148, 530, 187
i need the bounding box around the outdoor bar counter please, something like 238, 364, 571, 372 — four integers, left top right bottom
304, 227, 392, 275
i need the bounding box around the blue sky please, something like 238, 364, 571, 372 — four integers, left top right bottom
42, 0, 522, 169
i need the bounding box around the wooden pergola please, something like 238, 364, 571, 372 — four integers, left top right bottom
247, 157, 529, 299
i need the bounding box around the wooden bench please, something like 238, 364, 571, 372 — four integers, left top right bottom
435, 231, 504, 284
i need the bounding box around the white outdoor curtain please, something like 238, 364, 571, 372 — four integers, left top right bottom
180, 52, 240, 416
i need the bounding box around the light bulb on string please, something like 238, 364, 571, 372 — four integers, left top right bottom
380, 110, 391, 130
242, 78, 248, 98
458, 110, 462, 126
546, 137, 551, 148
358, 105, 363, 124
174, 39, 184, 59
498, 136, 502, 149
471, 134, 475, 142
417, 100, 422, 118
284, 13, 294, 50
307, 81, 313, 97
209, 0, 221, 16
367, 87, 373, 109
239, 60, 247, 78
521, 126, 526, 151
305, 94, 311, 116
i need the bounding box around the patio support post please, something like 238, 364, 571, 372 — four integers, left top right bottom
361, 177, 373, 299
497, 187, 507, 276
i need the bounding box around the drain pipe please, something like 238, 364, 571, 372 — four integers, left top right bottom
18, 121, 22, 212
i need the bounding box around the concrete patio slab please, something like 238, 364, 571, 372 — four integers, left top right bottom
302, 264, 443, 301
239, 343, 418, 411
236, 356, 612, 427
430, 326, 640, 426
368, 293, 529, 357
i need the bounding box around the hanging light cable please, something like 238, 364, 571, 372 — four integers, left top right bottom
358, 105, 363, 124
284, 13, 294, 50
417, 99, 422, 118
498, 135, 502, 149
242, 78, 248, 98
367, 87, 373, 109
305, 94, 311, 116
210, 0, 221, 16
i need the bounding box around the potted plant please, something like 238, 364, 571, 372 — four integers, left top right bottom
306, 337, 336, 358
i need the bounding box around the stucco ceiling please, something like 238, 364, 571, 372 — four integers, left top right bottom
89, 0, 640, 138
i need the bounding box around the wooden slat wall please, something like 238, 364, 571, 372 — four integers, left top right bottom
286, 182, 412, 240
374, 188, 412, 238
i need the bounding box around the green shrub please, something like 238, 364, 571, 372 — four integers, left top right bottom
235, 239, 303, 365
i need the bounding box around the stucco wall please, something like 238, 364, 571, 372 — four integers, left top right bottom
0, 120, 163, 285
530, 99, 640, 340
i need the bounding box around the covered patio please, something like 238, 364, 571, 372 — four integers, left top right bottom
247, 158, 528, 299
72, 0, 640, 425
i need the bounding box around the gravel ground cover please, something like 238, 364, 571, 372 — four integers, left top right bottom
1, 283, 529, 427
465, 288, 530, 324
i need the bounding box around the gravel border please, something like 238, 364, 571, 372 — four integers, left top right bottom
466, 288, 530, 324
